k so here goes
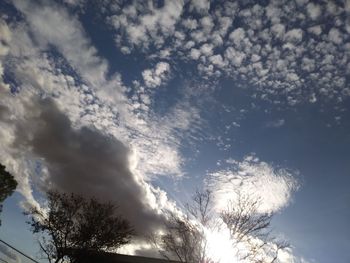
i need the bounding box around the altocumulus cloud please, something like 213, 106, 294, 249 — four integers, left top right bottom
106, 0, 350, 105
0, 0, 311, 261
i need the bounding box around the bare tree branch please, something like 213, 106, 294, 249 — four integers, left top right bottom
220, 190, 290, 262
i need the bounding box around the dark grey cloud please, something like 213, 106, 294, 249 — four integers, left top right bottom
11, 99, 166, 236
0, 105, 8, 120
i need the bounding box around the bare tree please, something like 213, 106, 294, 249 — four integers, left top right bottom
26, 190, 134, 263
151, 186, 290, 263
159, 212, 209, 262
220, 191, 289, 263
155, 188, 289, 263
186, 189, 213, 227
152, 189, 216, 263
0, 163, 17, 226
220, 193, 271, 244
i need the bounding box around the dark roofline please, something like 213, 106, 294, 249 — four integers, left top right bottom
71, 250, 180, 263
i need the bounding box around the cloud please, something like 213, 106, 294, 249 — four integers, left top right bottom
1, 97, 174, 236
13, 0, 103, 78
12, 0, 125, 107
306, 3, 322, 20
229, 28, 246, 47
207, 155, 304, 262
190, 48, 201, 60
307, 25, 322, 36
328, 28, 343, 44
142, 62, 170, 88
0, 1, 343, 261
0, 2, 207, 246
200, 43, 214, 56
285, 28, 303, 44
225, 47, 246, 67
4, 0, 204, 181
189, 0, 210, 14
0, 19, 11, 89
207, 155, 299, 214
266, 119, 285, 128
108, 1, 184, 49
102, 0, 350, 106
0, 0, 211, 243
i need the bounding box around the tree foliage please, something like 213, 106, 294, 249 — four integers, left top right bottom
0, 163, 17, 226
26, 190, 134, 263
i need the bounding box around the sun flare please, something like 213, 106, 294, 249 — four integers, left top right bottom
205, 226, 239, 263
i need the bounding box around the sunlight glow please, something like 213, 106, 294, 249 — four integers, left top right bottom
205, 226, 239, 263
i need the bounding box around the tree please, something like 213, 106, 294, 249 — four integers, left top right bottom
154, 211, 211, 263
186, 189, 213, 227
26, 190, 134, 263
220, 191, 289, 263
154, 189, 289, 263
0, 163, 17, 226
152, 189, 216, 263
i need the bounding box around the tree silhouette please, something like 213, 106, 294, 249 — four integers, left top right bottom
155, 211, 211, 263
152, 189, 216, 263
220, 191, 289, 263
26, 190, 134, 263
154, 189, 289, 263
0, 163, 17, 226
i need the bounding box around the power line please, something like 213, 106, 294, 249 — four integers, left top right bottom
0, 257, 9, 263
0, 239, 39, 263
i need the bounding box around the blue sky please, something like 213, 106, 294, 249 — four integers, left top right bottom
0, 0, 350, 262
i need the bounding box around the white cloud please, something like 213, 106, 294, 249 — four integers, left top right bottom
225, 47, 246, 67
285, 29, 303, 44
1, 1, 339, 261
142, 62, 170, 88
1, 0, 204, 226
209, 54, 226, 68
189, 0, 210, 14
266, 119, 285, 128
286, 72, 300, 82
207, 156, 299, 214
200, 16, 214, 33
190, 48, 201, 60
98, 0, 350, 106
182, 18, 198, 30
109, 1, 184, 49
12, 0, 125, 111
0, 19, 11, 89
307, 3, 322, 20
229, 28, 246, 47
251, 54, 261, 62
301, 57, 316, 72
200, 43, 214, 56
218, 16, 232, 37
328, 28, 343, 44
271, 23, 286, 39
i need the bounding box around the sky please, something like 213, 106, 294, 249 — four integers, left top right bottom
0, 0, 349, 262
